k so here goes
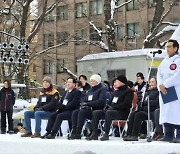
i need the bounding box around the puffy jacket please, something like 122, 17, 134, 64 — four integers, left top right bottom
0, 87, 15, 112
34, 88, 60, 112
83, 84, 106, 110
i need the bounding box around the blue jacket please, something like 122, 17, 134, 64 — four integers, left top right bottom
59, 88, 81, 111
83, 84, 106, 110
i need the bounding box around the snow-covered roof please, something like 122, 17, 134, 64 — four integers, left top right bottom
78, 48, 167, 61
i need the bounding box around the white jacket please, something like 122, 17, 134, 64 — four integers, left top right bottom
157, 54, 180, 125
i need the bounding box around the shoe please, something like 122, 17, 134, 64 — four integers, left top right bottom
46, 133, 56, 139
100, 133, 109, 141
139, 134, 147, 139
1, 131, 6, 134
152, 133, 164, 141
123, 135, 132, 141
8, 130, 14, 134
21, 131, 32, 137
69, 127, 82, 140
41, 132, 50, 139
85, 132, 98, 141
31, 132, 41, 138
123, 136, 138, 141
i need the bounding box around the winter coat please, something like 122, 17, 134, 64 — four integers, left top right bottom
141, 88, 159, 113
110, 85, 134, 119
82, 82, 91, 93
58, 88, 82, 111
34, 88, 60, 112
0, 87, 15, 112
135, 81, 146, 104
157, 54, 180, 125
83, 83, 106, 110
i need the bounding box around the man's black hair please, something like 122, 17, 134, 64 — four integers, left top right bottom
67, 77, 77, 84
79, 75, 87, 81
168, 39, 179, 54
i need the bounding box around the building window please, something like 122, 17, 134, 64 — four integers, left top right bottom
90, 27, 102, 42
75, 28, 87, 45
57, 5, 68, 20
57, 32, 69, 46
43, 60, 53, 74
107, 69, 126, 84
126, 0, 139, 11
148, 0, 156, 8
149, 68, 157, 78
127, 23, 139, 40
44, 11, 54, 22
43, 33, 54, 49
57, 59, 68, 73
116, 0, 124, 12
115, 24, 124, 40
76, 2, 87, 18
174, 0, 180, 5
90, 0, 102, 15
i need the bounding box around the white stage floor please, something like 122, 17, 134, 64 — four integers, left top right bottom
0, 134, 180, 154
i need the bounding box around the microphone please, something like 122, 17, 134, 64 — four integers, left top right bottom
150, 50, 162, 54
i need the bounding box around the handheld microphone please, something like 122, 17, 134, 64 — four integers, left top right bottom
150, 50, 162, 54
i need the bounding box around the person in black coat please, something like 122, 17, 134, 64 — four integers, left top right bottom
0, 79, 15, 134
21, 76, 60, 138
41, 77, 82, 139
69, 74, 106, 140
124, 77, 159, 141
97, 75, 133, 141
79, 75, 91, 93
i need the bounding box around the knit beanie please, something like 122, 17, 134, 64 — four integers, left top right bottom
116, 75, 127, 84
90, 74, 101, 84
43, 76, 52, 84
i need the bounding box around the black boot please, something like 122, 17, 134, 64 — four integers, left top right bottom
68, 126, 77, 140
86, 131, 98, 140
41, 132, 50, 139
123, 136, 138, 141
70, 127, 82, 140
46, 131, 56, 139
100, 132, 109, 141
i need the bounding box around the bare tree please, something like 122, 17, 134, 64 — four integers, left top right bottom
143, 0, 178, 48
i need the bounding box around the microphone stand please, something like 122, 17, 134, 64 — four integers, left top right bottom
146, 52, 157, 142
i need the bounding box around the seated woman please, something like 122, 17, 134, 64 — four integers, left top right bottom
69, 74, 106, 140
124, 76, 159, 141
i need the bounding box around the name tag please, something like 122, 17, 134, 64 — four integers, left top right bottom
112, 97, 118, 103
63, 99, 68, 105
88, 95, 93, 101
41, 96, 47, 103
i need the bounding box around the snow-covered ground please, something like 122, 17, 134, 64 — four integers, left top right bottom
0, 134, 180, 154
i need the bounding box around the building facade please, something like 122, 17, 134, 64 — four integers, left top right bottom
34, 0, 180, 85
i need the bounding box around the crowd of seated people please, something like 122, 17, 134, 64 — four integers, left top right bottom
4, 73, 166, 142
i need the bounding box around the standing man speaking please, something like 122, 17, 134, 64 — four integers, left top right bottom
157, 39, 180, 143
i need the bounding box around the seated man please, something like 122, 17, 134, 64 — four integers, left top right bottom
41, 77, 82, 139
69, 74, 106, 140
21, 76, 60, 138
86, 75, 133, 141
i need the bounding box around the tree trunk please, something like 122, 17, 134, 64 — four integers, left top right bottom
104, 0, 117, 52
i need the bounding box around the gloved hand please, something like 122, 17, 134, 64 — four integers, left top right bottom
34, 107, 43, 111
58, 104, 66, 110
80, 102, 88, 107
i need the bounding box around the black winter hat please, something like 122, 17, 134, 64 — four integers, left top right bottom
116, 75, 127, 84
